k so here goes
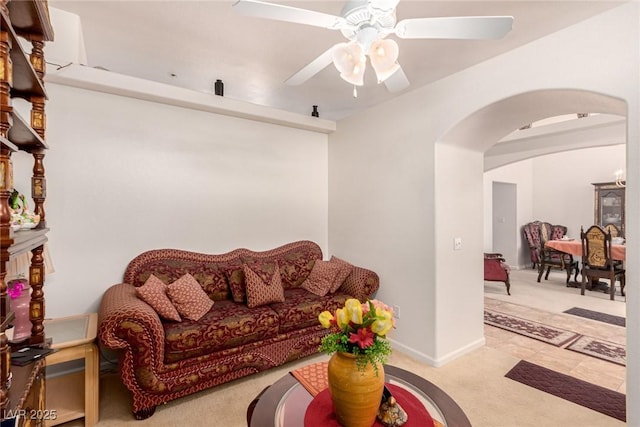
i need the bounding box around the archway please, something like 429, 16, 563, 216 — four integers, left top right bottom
433, 86, 629, 408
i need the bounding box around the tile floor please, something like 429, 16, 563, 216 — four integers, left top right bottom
484, 267, 626, 393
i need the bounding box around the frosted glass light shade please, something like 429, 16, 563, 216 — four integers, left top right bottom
369, 39, 400, 83
333, 42, 365, 86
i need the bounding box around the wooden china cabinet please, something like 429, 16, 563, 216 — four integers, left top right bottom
593, 182, 625, 237
1, 0, 53, 425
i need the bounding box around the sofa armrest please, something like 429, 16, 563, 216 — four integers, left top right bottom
98, 282, 166, 363
338, 266, 380, 302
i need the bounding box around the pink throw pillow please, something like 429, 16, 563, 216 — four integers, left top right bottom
328, 256, 353, 293
301, 260, 342, 297
166, 274, 214, 321
244, 262, 285, 308
136, 274, 182, 322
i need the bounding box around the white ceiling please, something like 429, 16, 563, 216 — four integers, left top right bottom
48, 1, 624, 121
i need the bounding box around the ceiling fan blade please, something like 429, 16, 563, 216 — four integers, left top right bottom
383, 66, 410, 93
394, 16, 514, 40
233, 0, 347, 29
285, 45, 337, 86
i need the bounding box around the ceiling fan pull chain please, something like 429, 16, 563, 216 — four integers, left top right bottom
353, 85, 358, 98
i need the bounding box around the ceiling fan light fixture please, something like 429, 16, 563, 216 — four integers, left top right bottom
333, 41, 365, 85
339, 63, 365, 86
369, 38, 399, 82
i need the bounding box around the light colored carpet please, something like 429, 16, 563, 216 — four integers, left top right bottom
59, 268, 626, 426
59, 347, 623, 427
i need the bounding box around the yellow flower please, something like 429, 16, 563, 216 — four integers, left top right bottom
335, 308, 350, 329
318, 311, 334, 328
371, 318, 393, 336
371, 308, 394, 336
344, 298, 363, 324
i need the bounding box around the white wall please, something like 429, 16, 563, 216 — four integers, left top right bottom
532, 145, 626, 238
330, 4, 639, 421
484, 144, 625, 269
12, 84, 329, 318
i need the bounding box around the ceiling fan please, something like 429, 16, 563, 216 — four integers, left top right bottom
233, 0, 514, 95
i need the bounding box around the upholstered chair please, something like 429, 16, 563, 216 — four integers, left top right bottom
484, 253, 511, 295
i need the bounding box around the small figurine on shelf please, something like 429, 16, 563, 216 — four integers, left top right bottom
8, 189, 39, 230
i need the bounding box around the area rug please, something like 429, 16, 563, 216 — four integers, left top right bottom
484, 309, 580, 347
505, 360, 626, 421
566, 336, 626, 366
563, 307, 626, 327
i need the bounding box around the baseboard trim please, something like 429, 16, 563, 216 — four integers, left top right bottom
389, 337, 486, 367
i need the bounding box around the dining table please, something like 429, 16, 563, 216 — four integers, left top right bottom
545, 239, 625, 292
545, 239, 626, 261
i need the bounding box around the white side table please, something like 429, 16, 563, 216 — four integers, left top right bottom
44, 313, 99, 427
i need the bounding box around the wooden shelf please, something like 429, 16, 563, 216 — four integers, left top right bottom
6, 228, 49, 259
2, 0, 53, 418
6, 360, 45, 413
0, 10, 47, 100
45, 372, 85, 426
0, 312, 15, 331
0, 135, 19, 152
7, 110, 48, 151
5, 0, 54, 42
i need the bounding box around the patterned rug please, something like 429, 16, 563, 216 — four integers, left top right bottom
563, 307, 626, 327
484, 309, 580, 347
505, 360, 626, 421
566, 336, 626, 366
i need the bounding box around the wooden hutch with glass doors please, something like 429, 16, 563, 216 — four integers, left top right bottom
593, 182, 625, 237
1, 0, 54, 425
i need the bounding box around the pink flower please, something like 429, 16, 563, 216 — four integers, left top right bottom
8, 282, 24, 299
349, 327, 374, 349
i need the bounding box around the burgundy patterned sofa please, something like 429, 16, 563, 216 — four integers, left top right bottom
98, 241, 379, 419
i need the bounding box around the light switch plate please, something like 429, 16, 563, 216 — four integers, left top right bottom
454, 237, 462, 250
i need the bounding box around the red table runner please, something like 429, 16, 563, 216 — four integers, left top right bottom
304, 383, 435, 427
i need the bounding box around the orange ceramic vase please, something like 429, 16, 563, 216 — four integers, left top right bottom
327, 352, 385, 427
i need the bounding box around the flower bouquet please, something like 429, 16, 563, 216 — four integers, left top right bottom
318, 298, 395, 372
318, 299, 396, 427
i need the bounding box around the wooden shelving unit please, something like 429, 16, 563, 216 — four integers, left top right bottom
1, 1, 54, 425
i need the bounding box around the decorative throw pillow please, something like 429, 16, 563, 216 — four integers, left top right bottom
166, 273, 214, 321
224, 263, 247, 303
136, 274, 182, 322
243, 262, 285, 308
300, 260, 342, 297
328, 256, 354, 293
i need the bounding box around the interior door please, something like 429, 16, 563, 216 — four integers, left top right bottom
492, 181, 517, 266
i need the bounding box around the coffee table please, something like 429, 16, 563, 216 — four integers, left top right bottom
248, 364, 471, 427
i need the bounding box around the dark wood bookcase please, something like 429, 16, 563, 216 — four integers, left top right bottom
1, 0, 54, 424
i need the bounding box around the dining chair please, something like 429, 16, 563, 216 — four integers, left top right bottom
536, 245, 579, 285
604, 223, 621, 238
484, 253, 511, 295
534, 222, 578, 286
580, 225, 626, 300
522, 221, 543, 269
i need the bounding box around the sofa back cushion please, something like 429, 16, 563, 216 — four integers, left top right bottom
124, 241, 323, 301
125, 249, 243, 301
240, 241, 321, 289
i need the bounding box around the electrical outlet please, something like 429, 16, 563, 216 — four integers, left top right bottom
454, 237, 462, 250
393, 305, 400, 319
